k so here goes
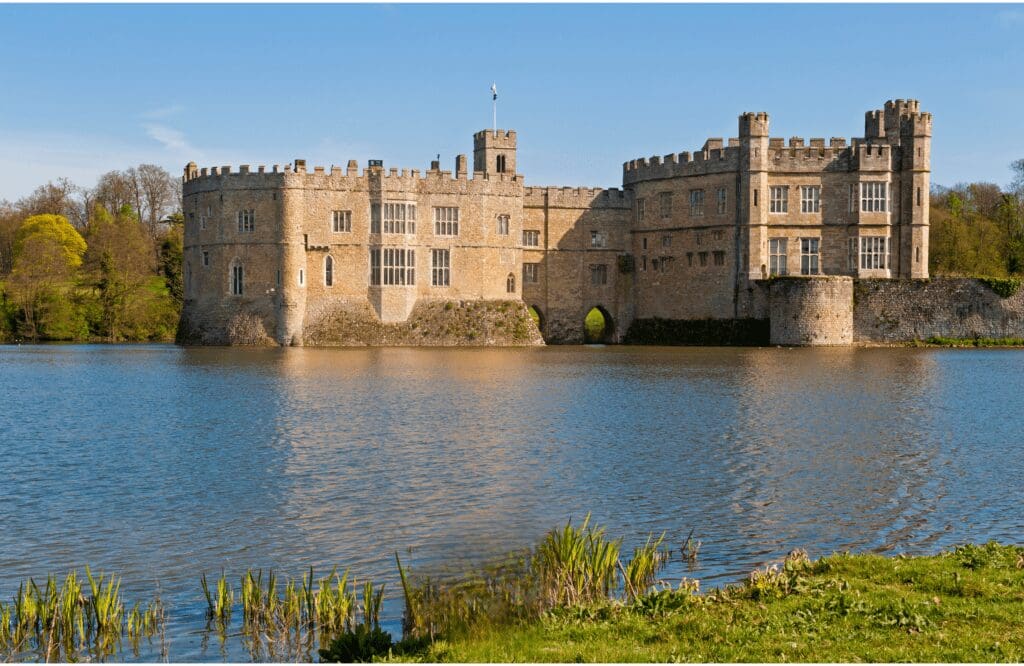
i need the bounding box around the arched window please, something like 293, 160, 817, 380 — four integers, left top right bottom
230, 260, 244, 296
325, 255, 334, 287
496, 154, 506, 173
506, 273, 515, 294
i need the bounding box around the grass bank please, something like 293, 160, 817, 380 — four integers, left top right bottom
914, 336, 1024, 347
404, 543, 1024, 662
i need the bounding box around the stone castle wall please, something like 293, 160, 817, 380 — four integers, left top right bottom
853, 278, 1024, 343
770, 277, 854, 346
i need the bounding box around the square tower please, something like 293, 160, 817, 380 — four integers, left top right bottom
473, 129, 517, 175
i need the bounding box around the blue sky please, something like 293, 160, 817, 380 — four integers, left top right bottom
1, 3, 1022, 201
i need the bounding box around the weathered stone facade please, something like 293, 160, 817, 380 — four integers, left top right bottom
181, 99, 940, 347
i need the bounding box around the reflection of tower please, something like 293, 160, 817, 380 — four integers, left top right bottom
473, 129, 517, 176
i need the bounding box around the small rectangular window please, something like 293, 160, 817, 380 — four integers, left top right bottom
433, 207, 459, 236
659, 192, 672, 218
769, 238, 787, 276
641, 255, 647, 271
859, 236, 889, 270
717, 187, 727, 214
332, 210, 352, 233
769, 186, 788, 214
800, 185, 821, 213
636, 198, 645, 223
523, 230, 540, 247
754, 189, 758, 207
860, 182, 888, 212
590, 264, 608, 285
369, 249, 381, 285
237, 209, 255, 233
713, 250, 725, 266
916, 187, 922, 207
202, 251, 209, 267
689, 189, 705, 217
370, 204, 382, 234
591, 231, 606, 248
662, 235, 672, 248
431, 248, 450, 286
641, 237, 647, 250
523, 262, 539, 284
497, 214, 510, 235
383, 203, 416, 234
800, 238, 820, 275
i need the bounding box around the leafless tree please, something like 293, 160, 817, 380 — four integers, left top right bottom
136, 164, 177, 234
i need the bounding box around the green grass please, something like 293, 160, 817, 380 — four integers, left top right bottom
583, 308, 606, 342
921, 336, 1024, 347
390, 542, 1024, 663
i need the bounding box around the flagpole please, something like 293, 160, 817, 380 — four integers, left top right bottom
491, 83, 497, 134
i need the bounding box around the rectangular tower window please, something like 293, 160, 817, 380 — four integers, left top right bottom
769, 238, 787, 276
431, 249, 450, 286
379, 248, 415, 285
662, 235, 672, 248
689, 189, 705, 217
370, 204, 382, 233
641, 255, 647, 271
859, 236, 889, 270
199, 213, 207, 230
590, 264, 608, 285
433, 207, 459, 236
523, 262, 539, 284
769, 186, 789, 213
916, 187, 922, 207
713, 251, 726, 266
849, 184, 858, 212
641, 237, 647, 250
860, 182, 888, 212
237, 209, 255, 233
332, 210, 352, 233
384, 203, 416, 234
848, 238, 857, 271
800, 238, 820, 275
231, 264, 244, 295
698, 251, 708, 267
202, 251, 209, 267
591, 231, 606, 248
800, 185, 821, 213
523, 230, 540, 247
496, 214, 510, 235
717, 187, 727, 214
636, 198, 645, 223
659, 192, 672, 218
369, 249, 381, 285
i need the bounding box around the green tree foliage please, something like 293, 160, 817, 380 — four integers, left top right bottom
8, 229, 86, 340
83, 205, 177, 341
14, 214, 87, 269
160, 212, 184, 306
929, 177, 1024, 278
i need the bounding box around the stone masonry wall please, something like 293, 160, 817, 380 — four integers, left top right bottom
853, 278, 1024, 343
770, 276, 854, 345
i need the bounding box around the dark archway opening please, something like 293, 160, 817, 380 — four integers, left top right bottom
583, 306, 614, 344
528, 305, 544, 334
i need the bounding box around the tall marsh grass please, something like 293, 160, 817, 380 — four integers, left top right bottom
0, 569, 164, 661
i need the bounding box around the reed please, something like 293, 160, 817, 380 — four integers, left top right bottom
623, 533, 668, 600
200, 571, 233, 625
532, 513, 622, 607
0, 569, 163, 662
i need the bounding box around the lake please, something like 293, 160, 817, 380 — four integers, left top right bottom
1, 344, 1023, 660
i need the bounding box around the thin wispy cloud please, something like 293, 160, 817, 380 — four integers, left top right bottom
144, 123, 201, 160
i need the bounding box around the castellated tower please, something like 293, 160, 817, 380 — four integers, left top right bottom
473, 130, 517, 175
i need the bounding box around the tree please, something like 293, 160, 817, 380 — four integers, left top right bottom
14, 214, 87, 269
84, 205, 154, 341
16, 178, 83, 226
1011, 159, 1024, 195
93, 170, 136, 220
8, 225, 85, 340
136, 164, 177, 236
160, 212, 184, 306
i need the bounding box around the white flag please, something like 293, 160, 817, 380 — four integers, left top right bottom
491, 83, 497, 101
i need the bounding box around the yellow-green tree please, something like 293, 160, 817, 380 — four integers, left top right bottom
8, 214, 87, 340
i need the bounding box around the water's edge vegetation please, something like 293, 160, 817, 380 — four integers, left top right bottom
2, 517, 1022, 662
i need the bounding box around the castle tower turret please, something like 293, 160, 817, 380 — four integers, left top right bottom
896, 101, 931, 279
739, 112, 770, 283
473, 129, 517, 175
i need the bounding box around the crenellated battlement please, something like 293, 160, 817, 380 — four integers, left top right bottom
622, 145, 741, 184
183, 159, 525, 196
523, 185, 631, 209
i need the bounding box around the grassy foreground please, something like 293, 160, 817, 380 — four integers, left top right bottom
395, 543, 1024, 663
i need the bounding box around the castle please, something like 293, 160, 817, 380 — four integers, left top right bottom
179, 99, 937, 347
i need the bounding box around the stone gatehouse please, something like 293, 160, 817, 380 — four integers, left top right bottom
179, 99, 933, 346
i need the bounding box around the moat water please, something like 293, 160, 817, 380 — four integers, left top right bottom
2, 344, 1023, 660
